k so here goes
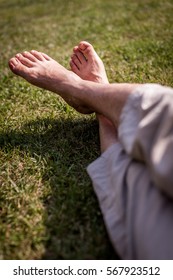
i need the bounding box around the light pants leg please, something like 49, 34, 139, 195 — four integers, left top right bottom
87, 143, 173, 259
87, 84, 173, 259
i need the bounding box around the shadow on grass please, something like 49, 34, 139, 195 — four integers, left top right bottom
0, 117, 119, 259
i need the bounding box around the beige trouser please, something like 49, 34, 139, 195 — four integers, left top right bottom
87, 84, 173, 259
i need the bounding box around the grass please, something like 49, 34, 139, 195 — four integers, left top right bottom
0, 0, 173, 259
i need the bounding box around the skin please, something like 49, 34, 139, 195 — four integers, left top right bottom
70, 41, 108, 84
8, 46, 139, 144
70, 41, 118, 153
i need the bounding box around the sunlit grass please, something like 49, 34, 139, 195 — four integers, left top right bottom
0, 0, 173, 259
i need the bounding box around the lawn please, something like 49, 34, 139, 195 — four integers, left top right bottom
0, 0, 173, 259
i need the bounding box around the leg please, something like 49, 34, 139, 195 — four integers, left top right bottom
70, 41, 118, 152
87, 140, 173, 259
9, 50, 139, 126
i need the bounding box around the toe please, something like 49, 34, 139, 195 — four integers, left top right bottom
8, 57, 29, 76
30, 50, 46, 61
74, 49, 87, 64
22, 51, 37, 62
79, 41, 94, 55
15, 53, 34, 67
70, 59, 80, 75
41, 52, 52, 61
73, 46, 78, 52
9, 57, 19, 70
71, 54, 81, 69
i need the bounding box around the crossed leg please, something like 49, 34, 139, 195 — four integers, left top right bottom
10, 42, 173, 259
70, 41, 118, 152
8, 48, 139, 128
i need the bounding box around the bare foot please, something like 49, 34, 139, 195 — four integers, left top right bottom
70, 41, 117, 152
70, 41, 108, 84
8, 50, 92, 114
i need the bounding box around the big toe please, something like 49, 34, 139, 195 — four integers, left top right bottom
78, 41, 95, 56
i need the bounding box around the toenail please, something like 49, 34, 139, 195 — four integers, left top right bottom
79, 43, 88, 51
16, 53, 21, 58
79, 44, 84, 50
